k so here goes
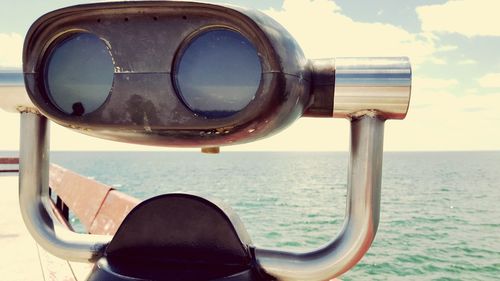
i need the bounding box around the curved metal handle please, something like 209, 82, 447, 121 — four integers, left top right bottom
255, 57, 411, 280
19, 112, 110, 262
255, 116, 384, 280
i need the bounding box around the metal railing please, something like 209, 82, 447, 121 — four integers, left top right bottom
48, 164, 139, 235
0, 157, 19, 173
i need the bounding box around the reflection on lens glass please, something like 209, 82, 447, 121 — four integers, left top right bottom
45, 33, 114, 116
175, 29, 262, 118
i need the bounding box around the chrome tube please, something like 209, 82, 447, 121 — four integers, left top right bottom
19, 112, 111, 262
333, 57, 411, 120
255, 115, 384, 280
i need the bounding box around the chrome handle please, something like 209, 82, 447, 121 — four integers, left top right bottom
19, 112, 110, 262
254, 57, 411, 280
255, 116, 384, 280
334, 57, 412, 119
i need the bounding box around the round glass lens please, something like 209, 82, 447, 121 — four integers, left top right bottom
45, 33, 114, 116
175, 29, 262, 118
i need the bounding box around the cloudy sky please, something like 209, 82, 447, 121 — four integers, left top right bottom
0, 0, 499, 151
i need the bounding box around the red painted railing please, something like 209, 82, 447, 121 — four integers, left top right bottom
0, 157, 18, 164
0, 157, 19, 173
49, 164, 140, 235
0, 157, 139, 234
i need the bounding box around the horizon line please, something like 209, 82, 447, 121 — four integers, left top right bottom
1, 149, 500, 153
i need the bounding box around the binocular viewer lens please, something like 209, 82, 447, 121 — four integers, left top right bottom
44, 29, 261, 119
174, 29, 262, 119
45, 33, 114, 116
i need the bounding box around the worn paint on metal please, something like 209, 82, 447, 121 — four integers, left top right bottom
49, 164, 140, 235
89, 190, 140, 235
49, 164, 112, 231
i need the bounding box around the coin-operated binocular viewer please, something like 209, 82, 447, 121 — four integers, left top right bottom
12, 1, 411, 280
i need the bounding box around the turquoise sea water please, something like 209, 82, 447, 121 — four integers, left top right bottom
11, 151, 500, 280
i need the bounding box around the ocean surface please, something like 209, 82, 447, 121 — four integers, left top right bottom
5, 151, 500, 280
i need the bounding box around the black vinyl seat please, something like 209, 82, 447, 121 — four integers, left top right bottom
87, 194, 270, 281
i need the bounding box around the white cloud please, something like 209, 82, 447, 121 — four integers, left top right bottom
478, 73, 500, 88
0, 33, 23, 68
413, 76, 459, 90
264, 0, 443, 66
465, 88, 479, 94
386, 81, 500, 151
436, 45, 458, 52
458, 59, 477, 65
428, 57, 447, 65
417, 0, 500, 37
388, 95, 500, 151
0, 111, 20, 150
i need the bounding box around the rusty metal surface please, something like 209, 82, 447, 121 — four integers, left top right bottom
201, 147, 221, 154
89, 190, 140, 235
49, 164, 112, 231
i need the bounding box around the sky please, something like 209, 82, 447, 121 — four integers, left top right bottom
0, 0, 499, 151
